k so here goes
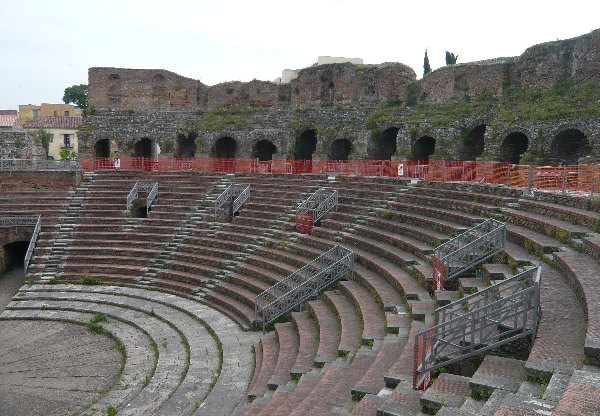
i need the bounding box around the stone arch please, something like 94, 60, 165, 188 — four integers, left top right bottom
550, 128, 590, 165
461, 124, 486, 160
213, 137, 237, 158
108, 73, 121, 103
2, 241, 28, 272
499, 132, 529, 164
330, 139, 352, 161
413, 136, 436, 160
94, 139, 110, 158
177, 132, 197, 157
369, 127, 398, 160
134, 138, 153, 158
152, 74, 166, 98
294, 129, 317, 160
252, 140, 277, 161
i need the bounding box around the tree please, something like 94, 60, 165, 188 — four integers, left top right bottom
63, 84, 88, 109
445, 51, 458, 65
423, 50, 431, 77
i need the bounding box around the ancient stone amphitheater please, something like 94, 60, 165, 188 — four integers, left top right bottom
1, 165, 599, 416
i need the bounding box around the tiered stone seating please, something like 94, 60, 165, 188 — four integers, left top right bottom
0, 190, 71, 226
1, 284, 255, 415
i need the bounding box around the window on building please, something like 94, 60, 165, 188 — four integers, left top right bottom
64, 134, 71, 148
33, 110, 39, 118
49, 134, 54, 143
54, 111, 57, 116
64, 111, 70, 117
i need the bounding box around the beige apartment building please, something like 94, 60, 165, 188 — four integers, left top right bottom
23, 116, 82, 159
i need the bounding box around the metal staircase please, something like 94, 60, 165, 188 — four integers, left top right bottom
432, 218, 506, 290
295, 188, 338, 234
214, 183, 250, 220
126, 181, 158, 215
255, 244, 354, 332
414, 266, 541, 390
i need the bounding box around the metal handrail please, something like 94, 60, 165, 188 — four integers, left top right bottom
214, 183, 250, 219
126, 181, 158, 214
313, 190, 338, 222
23, 215, 42, 277
433, 218, 506, 281
0, 159, 81, 172
232, 185, 250, 214
126, 182, 139, 211
255, 245, 353, 333
413, 266, 541, 390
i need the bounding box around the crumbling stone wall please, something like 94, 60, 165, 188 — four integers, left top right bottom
0, 132, 45, 159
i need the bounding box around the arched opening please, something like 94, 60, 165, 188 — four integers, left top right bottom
134, 138, 153, 158
413, 136, 436, 160
499, 132, 529, 164
462, 124, 486, 160
294, 130, 317, 160
369, 127, 398, 160
330, 139, 352, 161
2, 241, 28, 273
252, 140, 277, 161
214, 137, 237, 158
550, 129, 590, 165
94, 139, 110, 158
178, 133, 197, 157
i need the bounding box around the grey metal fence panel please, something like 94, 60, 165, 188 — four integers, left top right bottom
433, 218, 506, 280
414, 266, 541, 390
215, 184, 250, 219
126, 182, 158, 214
255, 245, 354, 332
23, 215, 42, 277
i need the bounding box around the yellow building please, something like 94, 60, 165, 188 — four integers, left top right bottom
19, 103, 82, 124
23, 116, 82, 160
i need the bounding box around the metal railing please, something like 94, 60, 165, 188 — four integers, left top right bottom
255, 245, 354, 333
432, 218, 506, 290
414, 266, 541, 390
23, 215, 42, 277
214, 183, 250, 220
0, 215, 42, 277
0, 158, 81, 174
126, 181, 159, 215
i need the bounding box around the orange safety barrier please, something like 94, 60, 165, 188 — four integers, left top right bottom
295, 212, 314, 234
79, 157, 600, 196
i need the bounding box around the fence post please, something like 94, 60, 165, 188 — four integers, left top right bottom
527, 165, 533, 193
507, 164, 511, 186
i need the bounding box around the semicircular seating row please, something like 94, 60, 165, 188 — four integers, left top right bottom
3, 170, 600, 415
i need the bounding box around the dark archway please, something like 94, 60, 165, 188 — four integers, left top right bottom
2, 241, 28, 273
550, 129, 590, 165
178, 133, 197, 157
499, 132, 528, 164
94, 139, 110, 158
369, 127, 398, 160
330, 139, 352, 160
413, 136, 436, 160
252, 140, 277, 161
134, 138, 152, 158
294, 130, 317, 160
214, 137, 237, 158
461, 124, 486, 160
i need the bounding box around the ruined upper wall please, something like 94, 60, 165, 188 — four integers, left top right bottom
87, 29, 600, 110
88, 67, 200, 109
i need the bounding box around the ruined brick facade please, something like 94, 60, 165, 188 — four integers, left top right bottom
41, 29, 600, 164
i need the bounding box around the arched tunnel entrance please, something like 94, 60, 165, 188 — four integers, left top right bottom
294, 130, 317, 160
1, 241, 29, 312
499, 132, 529, 164
94, 139, 110, 158
550, 129, 590, 165
330, 139, 352, 161
413, 136, 436, 160
134, 138, 153, 158
252, 140, 277, 161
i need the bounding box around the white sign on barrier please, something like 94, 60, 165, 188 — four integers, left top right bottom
114, 158, 121, 169
398, 163, 404, 177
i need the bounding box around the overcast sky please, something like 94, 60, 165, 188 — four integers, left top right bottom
1, 0, 599, 110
